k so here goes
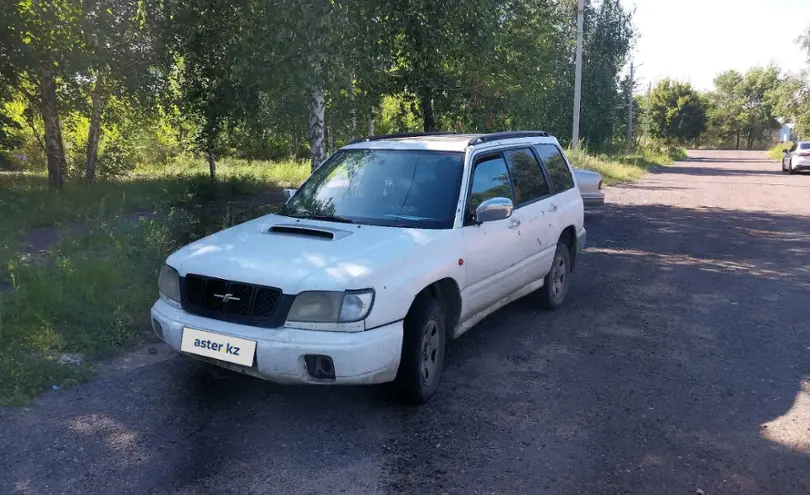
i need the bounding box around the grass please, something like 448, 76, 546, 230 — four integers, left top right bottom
567, 145, 685, 185
0, 157, 309, 249
766, 142, 793, 161
0, 203, 278, 405
0, 156, 304, 405
0, 146, 683, 405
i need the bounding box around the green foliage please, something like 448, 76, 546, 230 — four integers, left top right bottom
767, 142, 793, 161
0, 190, 290, 404
648, 79, 706, 145
1, 0, 642, 173
375, 95, 423, 135
702, 66, 785, 149
567, 144, 680, 185
0, 158, 309, 249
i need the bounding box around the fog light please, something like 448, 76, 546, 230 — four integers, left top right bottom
304, 355, 335, 380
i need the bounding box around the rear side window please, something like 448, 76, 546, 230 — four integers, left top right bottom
800, 143, 810, 150
535, 144, 575, 192
503, 149, 551, 205
468, 156, 513, 214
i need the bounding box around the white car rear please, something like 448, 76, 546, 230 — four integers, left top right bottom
782, 142, 810, 174
574, 169, 605, 207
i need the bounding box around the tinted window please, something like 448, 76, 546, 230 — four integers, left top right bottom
536, 144, 575, 192
282, 150, 464, 229
800, 143, 810, 150
468, 156, 513, 214
503, 149, 551, 204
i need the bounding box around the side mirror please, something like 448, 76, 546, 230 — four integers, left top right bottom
783, 149, 789, 154
475, 197, 513, 224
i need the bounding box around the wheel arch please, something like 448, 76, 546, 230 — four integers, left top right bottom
411, 277, 462, 339
560, 225, 578, 271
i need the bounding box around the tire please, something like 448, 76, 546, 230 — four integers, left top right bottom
393, 294, 446, 404
536, 242, 572, 310
789, 159, 796, 175
782, 159, 787, 172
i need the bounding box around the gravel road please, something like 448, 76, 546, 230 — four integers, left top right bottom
2, 150, 809, 494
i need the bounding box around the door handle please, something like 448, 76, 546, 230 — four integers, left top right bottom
549, 204, 559, 212
508, 218, 521, 229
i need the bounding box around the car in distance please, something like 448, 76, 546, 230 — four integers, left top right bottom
573, 169, 604, 207
783, 142, 810, 174
151, 131, 586, 403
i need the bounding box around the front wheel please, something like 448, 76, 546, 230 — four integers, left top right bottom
393, 294, 446, 404
536, 242, 572, 310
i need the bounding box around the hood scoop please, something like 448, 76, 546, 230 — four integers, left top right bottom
267, 224, 352, 241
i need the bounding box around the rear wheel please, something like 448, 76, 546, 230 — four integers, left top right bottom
393, 294, 446, 404
789, 159, 796, 175
536, 242, 572, 310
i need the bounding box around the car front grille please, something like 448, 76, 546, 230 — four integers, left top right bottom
182, 274, 283, 324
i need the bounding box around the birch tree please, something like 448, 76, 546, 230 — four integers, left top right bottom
79, 0, 165, 183
0, 0, 85, 187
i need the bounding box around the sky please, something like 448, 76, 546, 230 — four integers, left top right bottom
621, 0, 810, 91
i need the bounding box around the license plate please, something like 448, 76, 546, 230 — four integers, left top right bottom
181, 327, 257, 367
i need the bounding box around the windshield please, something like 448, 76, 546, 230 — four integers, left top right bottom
800, 143, 810, 150
281, 149, 464, 229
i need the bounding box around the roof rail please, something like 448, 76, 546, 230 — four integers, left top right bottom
468, 131, 549, 145
350, 132, 459, 144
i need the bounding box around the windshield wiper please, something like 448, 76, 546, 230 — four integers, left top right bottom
287, 213, 354, 224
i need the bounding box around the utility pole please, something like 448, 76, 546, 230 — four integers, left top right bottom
643, 82, 651, 147
572, 0, 584, 150
627, 62, 634, 143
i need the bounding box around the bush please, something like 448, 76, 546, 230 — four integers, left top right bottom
567, 144, 682, 184
767, 142, 792, 161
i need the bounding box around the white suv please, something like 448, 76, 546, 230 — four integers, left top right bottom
151, 132, 586, 403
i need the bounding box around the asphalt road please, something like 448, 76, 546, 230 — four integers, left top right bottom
2, 150, 810, 494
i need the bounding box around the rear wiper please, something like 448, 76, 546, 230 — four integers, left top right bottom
289, 213, 354, 224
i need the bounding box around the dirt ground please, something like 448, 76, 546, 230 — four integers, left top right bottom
1, 150, 809, 494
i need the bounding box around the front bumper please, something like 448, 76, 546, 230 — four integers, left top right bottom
151, 299, 403, 385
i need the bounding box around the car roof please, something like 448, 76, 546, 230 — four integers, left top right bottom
341, 132, 559, 153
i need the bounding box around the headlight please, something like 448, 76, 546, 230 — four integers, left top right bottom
158, 264, 181, 308
287, 290, 375, 324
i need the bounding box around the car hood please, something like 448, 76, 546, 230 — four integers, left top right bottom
166, 214, 448, 293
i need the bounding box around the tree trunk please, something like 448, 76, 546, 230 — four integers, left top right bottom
308, 85, 326, 172
348, 75, 357, 139
746, 131, 753, 151
207, 147, 216, 180
420, 86, 436, 132
85, 72, 104, 184
735, 127, 741, 150
325, 125, 333, 155
368, 108, 375, 137
40, 65, 66, 188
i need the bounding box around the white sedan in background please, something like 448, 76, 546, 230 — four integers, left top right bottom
574, 169, 605, 208
782, 142, 810, 174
